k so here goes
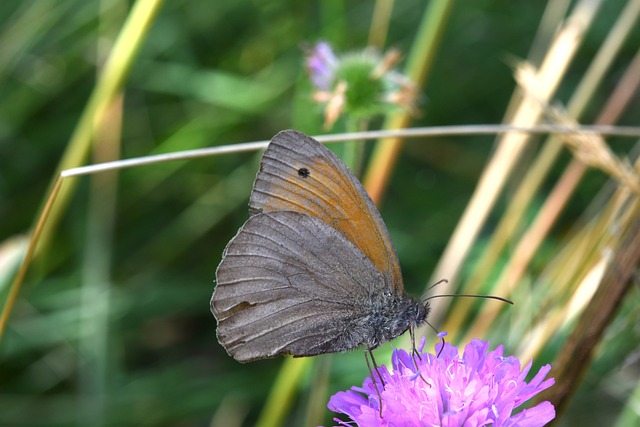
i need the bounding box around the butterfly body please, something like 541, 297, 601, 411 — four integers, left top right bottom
363, 292, 429, 350
211, 130, 428, 362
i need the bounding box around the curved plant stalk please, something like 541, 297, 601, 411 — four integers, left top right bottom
0, 176, 64, 339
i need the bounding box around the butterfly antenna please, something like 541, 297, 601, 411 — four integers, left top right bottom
425, 278, 448, 292
421, 279, 514, 305
419, 283, 512, 358
421, 293, 514, 305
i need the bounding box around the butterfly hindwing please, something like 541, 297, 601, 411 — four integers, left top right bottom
212, 211, 388, 361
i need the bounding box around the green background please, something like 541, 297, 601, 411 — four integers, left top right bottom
1, 1, 638, 426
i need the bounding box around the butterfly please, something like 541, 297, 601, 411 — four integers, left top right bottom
211, 130, 429, 363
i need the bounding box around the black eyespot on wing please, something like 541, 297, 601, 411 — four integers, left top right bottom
297, 167, 310, 178
249, 130, 404, 294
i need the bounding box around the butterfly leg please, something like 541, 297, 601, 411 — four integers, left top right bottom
409, 325, 431, 387
365, 349, 385, 418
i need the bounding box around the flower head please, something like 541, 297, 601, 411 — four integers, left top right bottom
305, 41, 418, 129
327, 338, 555, 427
306, 41, 338, 91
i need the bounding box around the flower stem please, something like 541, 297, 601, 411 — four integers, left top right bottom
342, 118, 368, 176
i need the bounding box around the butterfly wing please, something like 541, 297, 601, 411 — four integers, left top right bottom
212, 211, 386, 362
249, 130, 403, 294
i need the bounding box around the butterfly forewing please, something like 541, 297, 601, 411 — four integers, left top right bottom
249, 130, 403, 293
212, 211, 387, 361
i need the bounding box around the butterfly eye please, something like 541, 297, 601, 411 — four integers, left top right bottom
297, 167, 310, 178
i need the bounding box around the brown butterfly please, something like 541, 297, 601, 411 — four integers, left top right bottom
211, 130, 429, 362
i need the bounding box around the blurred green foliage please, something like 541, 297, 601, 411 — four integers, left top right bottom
1, 1, 639, 426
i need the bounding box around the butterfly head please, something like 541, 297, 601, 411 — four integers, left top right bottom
413, 299, 431, 328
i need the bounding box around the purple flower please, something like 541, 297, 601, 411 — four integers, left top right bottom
326, 338, 555, 427
304, 41, 417, 129
306, 41, 338, 91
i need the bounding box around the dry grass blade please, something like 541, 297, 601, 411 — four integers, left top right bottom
428, 0, 605, 329
0, 177, 64, 340
516, 63, 640, 194
442, 2, 640, 339
536, 199, 640, 418
458, 50, 640, 345
515, 182, 635, 362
